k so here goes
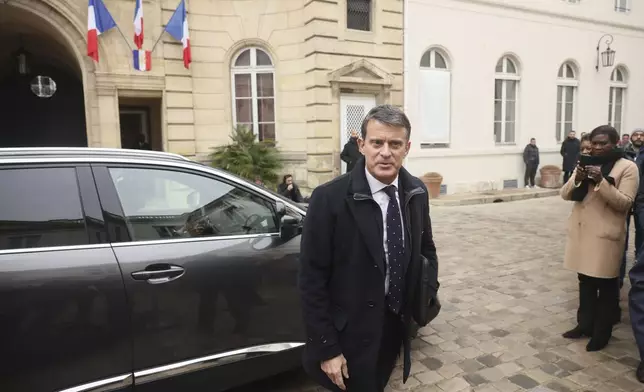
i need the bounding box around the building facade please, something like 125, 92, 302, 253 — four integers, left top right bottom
404, 0, 644, 194
0, 0, 403, 190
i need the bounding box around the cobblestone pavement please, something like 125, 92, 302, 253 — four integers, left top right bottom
234, 197, 641, 392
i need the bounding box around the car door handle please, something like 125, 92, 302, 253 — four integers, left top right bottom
131, 265, 185, 284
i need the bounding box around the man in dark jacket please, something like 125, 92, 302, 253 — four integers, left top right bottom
624, 129, 644, 288
299, 105, 438, 392
630, 258, 644, 383
560, 130, 580, 183
523, 138, 539, 188
341, 130, 362, 173
277, 174, 304, 203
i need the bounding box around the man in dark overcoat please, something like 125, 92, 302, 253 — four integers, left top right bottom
560, 130, 580, 184
341, 130, 362, 173
298, 105, 439, 391
630, 257, 644, 383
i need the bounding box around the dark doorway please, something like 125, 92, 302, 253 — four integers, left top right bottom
0, 64, 86, 147
119, 97, 162, 151
0, 6, 87, 148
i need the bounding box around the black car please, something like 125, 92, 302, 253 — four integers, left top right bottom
0, 148, 306, 392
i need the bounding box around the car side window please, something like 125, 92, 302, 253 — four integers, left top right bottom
0, 168, 89, 250
107, 167, 279, 242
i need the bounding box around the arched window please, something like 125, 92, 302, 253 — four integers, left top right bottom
555, 62, 578, 142
420, 49, 448, 70
419, 48, 451, 145
608, 66, 627, 133
494, 56, 520, 144
231, 47, 275, 141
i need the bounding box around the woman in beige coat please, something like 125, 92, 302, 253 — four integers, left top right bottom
561, 125, 639, 352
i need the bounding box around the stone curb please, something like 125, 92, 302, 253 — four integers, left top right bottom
429, 189, 560, 207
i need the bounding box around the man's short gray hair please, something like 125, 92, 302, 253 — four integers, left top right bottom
360, 104, 411, 140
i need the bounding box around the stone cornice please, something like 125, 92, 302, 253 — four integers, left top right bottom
328, 59, 393, 86
94, 72, 166, 93
448, 0, 644, 33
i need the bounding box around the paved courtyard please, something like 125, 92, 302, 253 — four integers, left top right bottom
235, 196, 641, 392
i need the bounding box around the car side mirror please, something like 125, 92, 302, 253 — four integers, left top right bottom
280, 214, 301, 241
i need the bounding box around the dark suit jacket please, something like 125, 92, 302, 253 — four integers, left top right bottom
341, 138, 361, 172
630, 257, 644, 360
298, 157, 438, 386
560, 138, 580, 172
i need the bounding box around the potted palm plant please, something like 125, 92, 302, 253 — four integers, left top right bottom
210, 126, 283, 188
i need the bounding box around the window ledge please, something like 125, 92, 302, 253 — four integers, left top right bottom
420, 143, 450, 149
344, 28, 376, 43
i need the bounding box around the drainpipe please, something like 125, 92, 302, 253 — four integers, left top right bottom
403, 0, 409, 114
403, 0, 410, 167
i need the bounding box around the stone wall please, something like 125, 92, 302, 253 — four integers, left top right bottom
3, 0, 403, 191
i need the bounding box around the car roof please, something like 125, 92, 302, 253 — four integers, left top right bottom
0, 147, 191, 163
0, 147, 308, 215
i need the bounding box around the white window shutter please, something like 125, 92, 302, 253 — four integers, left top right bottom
419, 69, 451, 143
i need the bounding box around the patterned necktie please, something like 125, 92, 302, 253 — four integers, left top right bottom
383, 185, 404, 314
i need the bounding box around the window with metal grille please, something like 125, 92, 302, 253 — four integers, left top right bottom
347, 0, 371, 31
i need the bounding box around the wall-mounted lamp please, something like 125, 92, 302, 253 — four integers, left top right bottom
595, 34, 615, 71
14, 47, 30, 76
12, 35, 31, 76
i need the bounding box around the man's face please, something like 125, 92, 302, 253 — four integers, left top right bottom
530, 139, 536, 145
632, 132, 644, 147
350, 130, 358, 139
358, 119, 410, 184
622, 135, 630, 144
568, 131, 576, 139
591, 134, 614, 156
285, 176, 293, 186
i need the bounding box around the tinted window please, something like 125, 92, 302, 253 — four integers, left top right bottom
108, 167, 278, 242
0, 168, 88, 250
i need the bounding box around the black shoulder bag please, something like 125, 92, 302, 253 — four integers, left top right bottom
413, 255, 441, 327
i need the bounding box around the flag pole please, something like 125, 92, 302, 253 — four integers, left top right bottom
150, 26, 167, 53
151, 0, 182, 53
114, 23, 133, 51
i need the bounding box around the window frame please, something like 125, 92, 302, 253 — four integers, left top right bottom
230, 47, 277, 141
555, 63, 579, 143
615, 0, 631, 12
419, 48, 451, 147
494, 56, 520, 145
420, 49, 449, 70
94, 163, 282, 245
0, 163, 104, 254
346, 0, 373, 32
608, 66, 628, 133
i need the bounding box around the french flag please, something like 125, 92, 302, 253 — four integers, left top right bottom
87, 0, 117, 62
133, 0, 144, 49
166, 0, 191, 69
133, 50, 151, 71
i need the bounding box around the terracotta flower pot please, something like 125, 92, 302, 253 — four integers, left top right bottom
539, 165, 562, 188
422, 172, 443, 198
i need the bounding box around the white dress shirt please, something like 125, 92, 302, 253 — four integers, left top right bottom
365, 168, 405, 295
